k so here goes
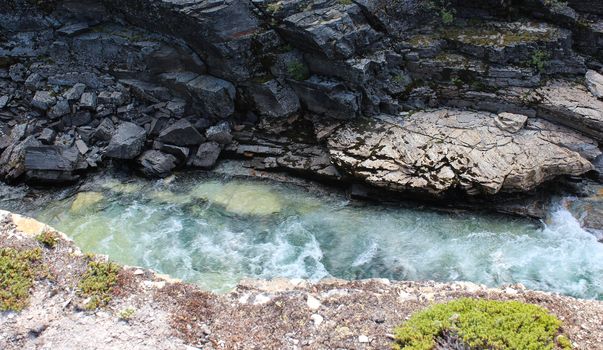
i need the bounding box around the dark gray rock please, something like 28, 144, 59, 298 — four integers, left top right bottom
0, 136, 41, 182
289, 77, 360, 119
105, 122, 147, 159
8, 63, 27, 82
38, 128, 56, 145
31, 91, 56, 111
48, 72, 100, 89
186, 75, 236, 118
166, 100, 186, 117
24, 73, 43, 90
23, 145, 80, 183
160, 144, 189, 162
0, 95, 9, 109
158, 119, 204, 146
79, 92, 97, 110
191, 141, 221, 169
48, 99, 70, 119
248, 80, 300, 118
63, 83, 86, 101
205, 122, 232, 145
120, 79, 171, 103
70, 111, 92, 127
93, 118, 115, 142
279, 4, 381, 59
137, 150, 177, 178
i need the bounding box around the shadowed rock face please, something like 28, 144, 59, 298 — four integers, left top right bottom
327, 109, 597, 195
0, 0, 602, 203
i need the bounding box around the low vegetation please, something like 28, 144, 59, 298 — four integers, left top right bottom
287, 61, 310, 81
393, 298, 572, 350
530, 50, 550, 73
118, 307, 136, 321
78, 260, 121, 310
36, 230, 59, 248
0, 248, 42, 311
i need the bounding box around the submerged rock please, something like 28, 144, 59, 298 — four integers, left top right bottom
70, 191, 104, 213
191, 181, 283, 216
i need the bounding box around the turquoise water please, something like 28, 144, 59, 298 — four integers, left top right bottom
2, 174, 602, 298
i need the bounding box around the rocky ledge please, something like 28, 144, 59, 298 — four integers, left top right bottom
1, 210, 602, 350
1, 0, 603, 221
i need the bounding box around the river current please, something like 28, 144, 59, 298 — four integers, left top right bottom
1, 173, 602, 298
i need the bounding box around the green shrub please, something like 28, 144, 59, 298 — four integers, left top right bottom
78, 260, 120, 310
0, 248, 42, 311
530, 50, 550, 73
441, 8, 455, 25
118, 307, 136, 321
36, 231, 59, 248
287, 61, 310, 81
393, 298, 572, 350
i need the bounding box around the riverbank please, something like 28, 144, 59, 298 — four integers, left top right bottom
1, 210, 602, 349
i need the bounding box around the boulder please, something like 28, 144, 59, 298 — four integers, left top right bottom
79, 92, 97, 110
137, 150, 177, 178
31, 91, 56, 111
63, 83, 86, 101
248, 80, 300, 118
191, 141, 221, 169
24, 73, 43, 90
119, 79, 171, 103
279, 4, 381, 59
205, 122, 232, 145
8, 63, 27, 82
327, 109, 595, 195
23, 145, 80, 183
105, 122, 147, 159
289, 77, 360, 119
69, 111, 92, 127
160, 144, 189, 162
48, 99, 70, 119
186, 75, 236, 119
586, 70, 603, 99
0, 136, 41, 182
93, 118, 115, 142
158, 119, 204, 146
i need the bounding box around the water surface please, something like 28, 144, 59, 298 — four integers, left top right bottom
1, 173, 602, 298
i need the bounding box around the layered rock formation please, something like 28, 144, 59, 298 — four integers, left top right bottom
1, 0, 603, 203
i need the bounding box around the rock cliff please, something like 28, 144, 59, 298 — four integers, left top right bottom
1, 0, 603, 203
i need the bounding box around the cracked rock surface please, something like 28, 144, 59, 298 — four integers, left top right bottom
328, 109, 597, 195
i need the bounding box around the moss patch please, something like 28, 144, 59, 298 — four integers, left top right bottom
393, 298, 571, 350
78, 260, 120, 310
0, 248, 42, 311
